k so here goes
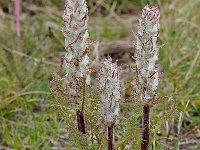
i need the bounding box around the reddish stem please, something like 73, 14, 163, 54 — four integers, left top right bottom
141, 105, 150, 150
107, 124, 114, 150
76, 109, 86, 134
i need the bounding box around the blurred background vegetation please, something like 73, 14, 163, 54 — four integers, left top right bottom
0, 0, 200, 149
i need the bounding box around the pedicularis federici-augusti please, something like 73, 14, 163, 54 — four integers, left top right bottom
51, 1, 163, 149
62, 0, 91, 134
134, 5, 160, 150
98, 57, 121, 150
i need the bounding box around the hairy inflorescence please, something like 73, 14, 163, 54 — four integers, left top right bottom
98, 57, 121, 125
62, 0, 91, 97
134, 5, 160, 104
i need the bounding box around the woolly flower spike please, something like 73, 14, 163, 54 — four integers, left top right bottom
134, 5, 160, 104
98, 57, 121, 124
62, 0, 91, 96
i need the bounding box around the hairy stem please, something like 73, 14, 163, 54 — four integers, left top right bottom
141, 105, 150, 150
76, 109, 86, 134
107, 124, 114, 150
